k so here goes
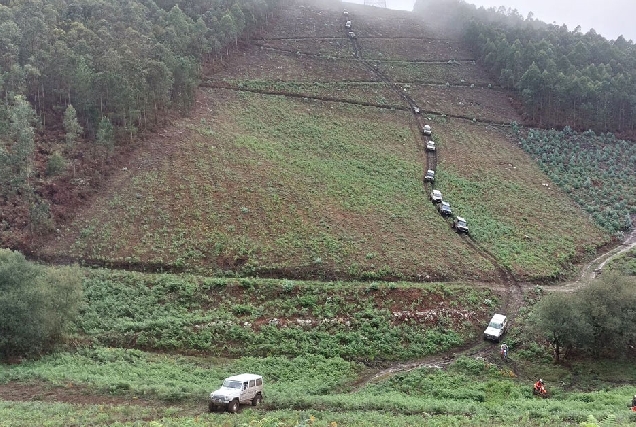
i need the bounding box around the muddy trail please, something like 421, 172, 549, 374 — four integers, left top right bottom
339, 9, 606, 390
558, 226, 636, 292
346, 12, 525, 317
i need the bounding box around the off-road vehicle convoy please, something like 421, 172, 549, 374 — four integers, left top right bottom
209, 373, 263, 413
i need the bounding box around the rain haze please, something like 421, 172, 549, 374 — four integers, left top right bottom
345, 0, 636, 41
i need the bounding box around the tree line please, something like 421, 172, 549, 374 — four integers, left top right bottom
1, 0, 276, 135
0, 0, 277, 241
414, 0, 636, 137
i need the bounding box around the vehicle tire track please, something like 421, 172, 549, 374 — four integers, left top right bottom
347, 20, 522, 315
341, 15, 525, 389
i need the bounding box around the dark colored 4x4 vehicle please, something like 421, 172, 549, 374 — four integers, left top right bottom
438, 201, 452, 216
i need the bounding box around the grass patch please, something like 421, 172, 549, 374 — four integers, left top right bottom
2, 351, 635, 426
432, 120, 610, 279
44, 92, 497, 280
75, 269, 494, 360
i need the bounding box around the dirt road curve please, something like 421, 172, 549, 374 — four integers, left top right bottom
559, 226, 636, 292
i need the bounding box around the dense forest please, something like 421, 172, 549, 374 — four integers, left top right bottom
0, 0, 277, 245
414, 0, 636, 137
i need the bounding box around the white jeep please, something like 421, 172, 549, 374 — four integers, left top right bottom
209, 373, 263, 413
484, 314, 507, 342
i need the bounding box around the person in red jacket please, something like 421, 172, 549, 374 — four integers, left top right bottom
533, 379, 547, 396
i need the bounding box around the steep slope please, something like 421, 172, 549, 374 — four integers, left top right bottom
35, 0, 609, 281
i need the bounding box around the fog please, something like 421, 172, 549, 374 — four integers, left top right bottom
344, 0, 636, 41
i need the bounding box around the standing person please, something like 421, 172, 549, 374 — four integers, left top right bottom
500, 343, 508, 360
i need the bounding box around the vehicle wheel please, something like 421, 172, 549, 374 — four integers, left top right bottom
227, 400, 239, 413
252, 394, 262, 406
208, 402, 216, 413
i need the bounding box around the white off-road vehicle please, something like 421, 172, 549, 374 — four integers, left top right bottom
422, 124, 432, 136
484, 314, 507, 342
209, 373, 263, 413
426, 140, 436, 151
452, 215, 469, 234
430, 189, 442, 203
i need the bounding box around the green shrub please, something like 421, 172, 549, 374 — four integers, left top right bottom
0, 249, 83, 359
45, 152, 66, 177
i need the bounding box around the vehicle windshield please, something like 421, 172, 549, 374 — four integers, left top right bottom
458, 220, 467, 226
488, 320, 502, 329
222, 380, 243, 389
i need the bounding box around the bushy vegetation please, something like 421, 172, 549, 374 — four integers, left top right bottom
51, 92, 502, 280
514, 125, 635, 233
528, 273, 636, 361
606, 247, 636, 276
0, 249, 83, 360
46, 90, 610, 281
76, 269, 493, 361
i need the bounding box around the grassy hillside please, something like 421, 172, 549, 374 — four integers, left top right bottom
35, 0, 610, 281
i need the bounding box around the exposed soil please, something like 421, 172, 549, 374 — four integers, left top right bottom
0, 382, 153, 407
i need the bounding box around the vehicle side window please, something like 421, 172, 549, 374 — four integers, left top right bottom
249, 380, 255, 388
256, 378, 262, 386
243, 382, 248, 390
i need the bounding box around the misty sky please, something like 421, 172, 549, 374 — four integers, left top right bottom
347, 0, 636, 41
